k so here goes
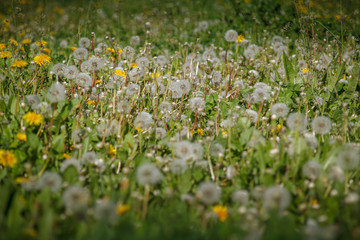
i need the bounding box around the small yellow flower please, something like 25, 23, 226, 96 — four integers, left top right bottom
130, 62, 137, 68
116, 204, 131, 215
335, 15, 341, 21
236, 35, 245, 43
197, 128, 204, 135
221, 131, 228, 136
23, 112, 44, 126
109, 144, 116, 155
9, 39, 18, 47
107, 48, 116, 53
53, 7, 64, 15
63, 153, 71, 159
0, 43, 6, 50
151, 72, 160, 78
15, 177, 31, 184
301, 68, 308, 74
87, 100, 95, 105
115, 69, 126, 77
118, 49, 123, 54
0, 51, 12, 58
276, 124, 282, 133
96, 79, 102, 84
212, 205, 228, 222
136, 128, 144, 133
43, 48, 51, 54
16, 133, 27, 141
33, 54, 51, 66
22, 39, 32, 45
2, 19, 9, 27
71, 46, 77, 51
35, 40, 47, 47
69, 145, 75, 151
11, 60, 28, 68
0, 149, 18, 168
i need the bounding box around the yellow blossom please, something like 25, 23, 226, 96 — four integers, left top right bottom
71, 46, 77, 51
0, 149, 18, 168
335, 15, 341, 21
118, 49, 123, 54
115, 69, 126, 77
212, 205, 228, 222
16, 133, 27, 141
0, 43, 6, 50
276, 124, 282, 133
35, 40, 47, 47
43, 48, 51, 54
221, 131, 228, 136
236, 35, 245, 43
117, 204, 131, 215
96, 79, 102, 84
11, 60, 28, 68
9, 39, 18, 47
107, 48, 116, 53
151, 72, 160, 78
87, 100, 95, 105
63, 153, 71, 159
23, 112, 43, 126
301, 68, 308, 74
0, 51, 12, 58
109, 144, 116, 155
130, 62, 137, 68
53, 7, 64, 15
2, 19, 9, 27
136, 128, 144, 133
197, 128, 204, 135
15, 177, 31, 184
33, 54, 51, 66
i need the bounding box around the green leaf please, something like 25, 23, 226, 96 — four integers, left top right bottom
283, 52, 296, 84
52, 133, 65, 153
325, 61, 346, 101
344, 65, 359, 99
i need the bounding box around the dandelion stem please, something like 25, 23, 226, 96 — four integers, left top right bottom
141, 184, 150, 219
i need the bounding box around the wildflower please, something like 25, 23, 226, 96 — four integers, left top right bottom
0, 150, 18, 168
189, 97, 205, 112
286, 112, 308, 133
302, 160, 321, 180
11, 60, 28, 68
88, 56, 104, 71
51, 63, 66, 76
222, 131, 228, 136
63, 153, 71, 159
303, 133, 318, 150
47, 82, 66, 103
9, 39, 18, 47
130, 62, 137, 68
43, 48, 51, 54
244, 109, 258, 123
159, 101, 172, 113
237, 35, 245, 43
115, 69, 126, 77
169, 81, 184, 99
263, 186, 291, 213
94, 200, 118, 224
232, 190, 249, 205
173, 141, 195, 160
135, 56, 150, 68
64, 65, 79, 79
196, 181, 221, 205
130, 35, 140, 46
71, 46, 77, 51
73, 47, 88, 60
117, 204, 131, 215
224, 29, 238, 42
134, 111, 153, 130
35, 40, 47, 47
244, 44, 260, 60
123, 46, 136, 60
328, 165, 345, 182
63, 185, 89, 214
311, 116, 332, 135
37, 171, 62, 193
118, 49, 122, 54
60, 158, 81, 173
0, 51, 12, 58
87, 100, 95, 105
16, 133, 27, 141
109, 144, 116, 155
78, 37, 91, 48
336, 145, 360, 170
0, 44, 6, 50
209, 142, 225, 158
33, 53, 51, 66
136, 163, 162, 186
301, 68, 308, 74
212, 205, 228, 222
197, 128, 204, 135
270, 103, 289, 118
23, 112, 43, 126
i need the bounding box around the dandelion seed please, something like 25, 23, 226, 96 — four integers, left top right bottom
270, 103, 289, 119
170, 159, 188, 175
130, 35, 140, 46
244, 109, 258, 123
88, 56, 104, 71
71, 129, 87, 143
75, 73, 92, 88
302, 160, 321, 180
134, 111, 153, 130
196, 181, 221, 205
37, 171, 62, 193
25, 95, 40, 109
122, 46, 136, 60
328, 165, 345, 182
155, 127, 167, 140
60, 158, 81, 173
64, 65, 79, 80
47, 82, 66, 103
224, 29, 238, 42
82, 151, 98, 164
94, 200, 118, 224
117, 100, 131, 114
286, 112, 308, 133
173, 141, 194, 160
336, 145, 360, 170
209, 142, 225, 158
63, 185, 89, 214
51, 63, 66, 76
78, 37, 91, 48
303, 133, 318, 150
136, 163, 162, 186
263, 186, 291, 213
189, 97, 205, 112
232, 190, 249, 205
73, 47, 88, 60
311, 116, 332, 135
169, 81, 183, 99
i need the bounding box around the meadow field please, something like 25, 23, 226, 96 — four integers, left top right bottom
1, 0, 360, 239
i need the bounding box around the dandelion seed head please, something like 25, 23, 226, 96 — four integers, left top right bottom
311, 116, 332, 135
136, 163, 162, 185
196, 181, 221, 205
271, 103, 289, 119
63, 185, 89, 214
47, 82, 66, 103
286, 112, 308, 133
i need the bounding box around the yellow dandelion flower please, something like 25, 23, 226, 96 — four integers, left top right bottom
0, 51, 12, 58
107, 48, 116, 53
335, 15, 341, 21
236, 35, 245, 43
9, 39, 18, 47
221, 131, 228, 136
69, 145, 75, 151
212, 205, 228, 222
53, 7, 64, 15
87, 100, 95, 105
151, 72, 160, 78
15, 177, 31, 184
116, 204, 131, 215
276, 124, 282, 133
109, 144, 116, 155
130, 62, 137, 68
301, 68, 308, 74
2, 19, 9, 26
11, 60, 28, 68
23, 112, 43, 126
118, 49, 123, 54
43, 48, 51, 54
16, 133, 27, 141
136, 127, 144, 133
35, 40, 47, 47
197, 128, 204, 135
33, 54, 51, 66
63, 153, 71, 159
96, 79, 102, 84
0, 43, 6, 50
0, 149, 18, 168
115, 69, 126, 77
71, 46, 77, 51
